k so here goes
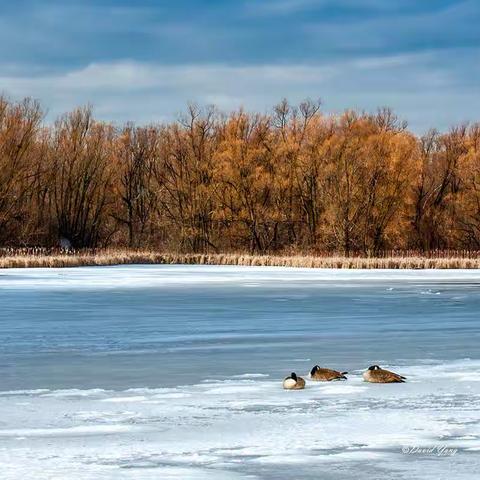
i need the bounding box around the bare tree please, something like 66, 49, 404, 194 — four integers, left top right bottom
115, 125, 159, 247
49, 107, 114, 248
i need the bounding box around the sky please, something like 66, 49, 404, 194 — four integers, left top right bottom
0, 0, 479, 132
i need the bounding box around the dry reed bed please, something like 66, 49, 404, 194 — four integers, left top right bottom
1, 251, 480, 269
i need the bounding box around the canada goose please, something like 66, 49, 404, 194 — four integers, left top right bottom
283, 372, 306, 390
363, 365, 406, 383
310, 365, 348, 381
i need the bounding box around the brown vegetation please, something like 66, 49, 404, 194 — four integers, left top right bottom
2, 96, 480, 257
1, 249, 479, 269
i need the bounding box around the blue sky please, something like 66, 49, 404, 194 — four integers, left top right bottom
0, 0, 479, 131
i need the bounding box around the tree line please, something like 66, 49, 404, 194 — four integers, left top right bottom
1, 96, 479, 254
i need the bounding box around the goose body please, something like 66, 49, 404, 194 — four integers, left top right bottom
283, 372, 306, 390
363, 365, 406, 383
310, 365, 348, 381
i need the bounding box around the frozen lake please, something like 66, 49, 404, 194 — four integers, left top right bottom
0, 265, 479, 479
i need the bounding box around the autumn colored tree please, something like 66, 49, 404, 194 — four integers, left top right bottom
1, 95, 480, 254
412, 127, 467, 250
320, 112, 371, 255
359, 110, 417, 254
454, 125, 480, 246
272, 99, 323, 248
0, 97, 43, 245
214, 111, 277, 252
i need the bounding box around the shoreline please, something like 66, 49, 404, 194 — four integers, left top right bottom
1, 251, 480, 269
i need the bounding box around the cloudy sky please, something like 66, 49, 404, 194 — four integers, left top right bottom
1, 0, 479, 131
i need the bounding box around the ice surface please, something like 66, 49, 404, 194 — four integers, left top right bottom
1, 265, 479, 479
2, 264, 480, 289
0, 361, 479, 479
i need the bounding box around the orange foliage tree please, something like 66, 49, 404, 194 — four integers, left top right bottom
1, 95, 479, 254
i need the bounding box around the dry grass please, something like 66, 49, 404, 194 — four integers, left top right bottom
1, 249, 480, 269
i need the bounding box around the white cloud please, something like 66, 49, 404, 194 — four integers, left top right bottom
0, 51, 478, 132
0, 62, 334, 122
